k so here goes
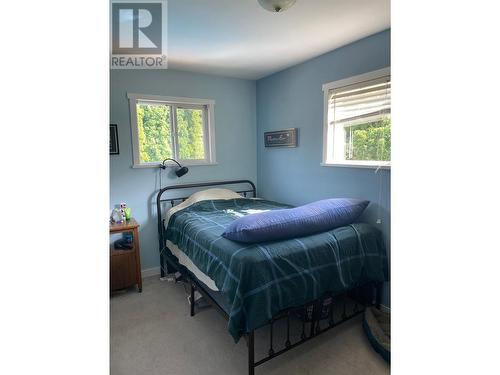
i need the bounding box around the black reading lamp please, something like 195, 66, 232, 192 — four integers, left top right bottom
160, 158, 189, 177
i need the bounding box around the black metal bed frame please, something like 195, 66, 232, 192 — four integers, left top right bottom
156, 180, 382, 375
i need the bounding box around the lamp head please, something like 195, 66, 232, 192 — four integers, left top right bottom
160, 158, 189, 178
175, 166, 189, 177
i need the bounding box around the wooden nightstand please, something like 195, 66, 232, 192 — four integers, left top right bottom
110, 218, 142, 293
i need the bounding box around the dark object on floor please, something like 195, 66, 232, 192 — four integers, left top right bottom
363, 306, 390, 363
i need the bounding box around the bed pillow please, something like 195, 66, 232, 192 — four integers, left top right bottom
222, 198, 369, 243
166, 188, 243, 224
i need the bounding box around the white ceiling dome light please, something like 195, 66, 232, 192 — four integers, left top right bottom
258, 0, 297, 13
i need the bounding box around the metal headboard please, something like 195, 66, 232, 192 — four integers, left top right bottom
156, 179, 256, 277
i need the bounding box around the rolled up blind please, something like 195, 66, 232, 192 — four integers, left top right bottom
329, 76, 391, 126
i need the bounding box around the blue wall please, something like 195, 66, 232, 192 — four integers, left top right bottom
110, 69, 256, 270
110, 30, 390, 305
256, 30, 391, 305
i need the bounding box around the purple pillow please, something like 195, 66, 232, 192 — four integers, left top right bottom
222, 198, 369, 243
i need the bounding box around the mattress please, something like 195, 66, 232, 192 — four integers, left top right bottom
165, 197, 388, 342
166, 239, 219, 291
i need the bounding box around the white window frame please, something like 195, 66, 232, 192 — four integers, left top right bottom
321, 67, 391, 169
127, 93, 217, 168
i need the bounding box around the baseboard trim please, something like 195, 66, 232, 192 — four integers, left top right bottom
142, 266, 161, 278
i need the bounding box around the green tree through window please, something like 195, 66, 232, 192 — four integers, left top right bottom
344, 117, 391, 161
176, 107, 205, 159
137, 104, 172, 162
136, 103, 206, 163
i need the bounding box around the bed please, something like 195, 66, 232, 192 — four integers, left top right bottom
156, 180, 388, 374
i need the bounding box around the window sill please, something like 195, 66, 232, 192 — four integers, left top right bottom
132, 162, 218, 169
320, 161, 390, 170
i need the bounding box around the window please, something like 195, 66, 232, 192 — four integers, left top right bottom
128, 94, 216, 167
322, 68, 391, 168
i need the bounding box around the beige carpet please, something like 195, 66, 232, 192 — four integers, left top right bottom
111, 276, 389, 375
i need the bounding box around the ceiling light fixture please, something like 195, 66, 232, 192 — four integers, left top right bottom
258, 0, 297, 13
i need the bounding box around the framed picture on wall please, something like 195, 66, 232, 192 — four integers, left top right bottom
264, 128, 298, 148
110, 124, 119, 155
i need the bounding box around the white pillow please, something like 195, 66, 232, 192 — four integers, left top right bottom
165, 188, 242, 224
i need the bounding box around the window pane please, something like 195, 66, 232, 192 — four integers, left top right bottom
137, 103, 172, 163
344, 117, 391, 161
176, 107, 205, 160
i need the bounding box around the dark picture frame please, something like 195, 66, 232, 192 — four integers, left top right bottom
264, 128, 298, 148
110, 124, 119, 155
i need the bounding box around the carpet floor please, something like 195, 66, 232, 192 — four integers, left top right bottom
111, 276, 390, 375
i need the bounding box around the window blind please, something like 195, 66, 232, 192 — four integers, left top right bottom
329, 76, 391, 126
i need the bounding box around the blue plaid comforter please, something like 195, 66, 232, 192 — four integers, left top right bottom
165, 198, 388, 341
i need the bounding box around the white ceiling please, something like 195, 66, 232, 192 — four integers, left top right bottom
167, 0, 390, 80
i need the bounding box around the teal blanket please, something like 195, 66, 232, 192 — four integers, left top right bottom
166, 198, 388, 341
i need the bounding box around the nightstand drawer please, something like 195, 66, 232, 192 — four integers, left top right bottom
110, 250, 138, 291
